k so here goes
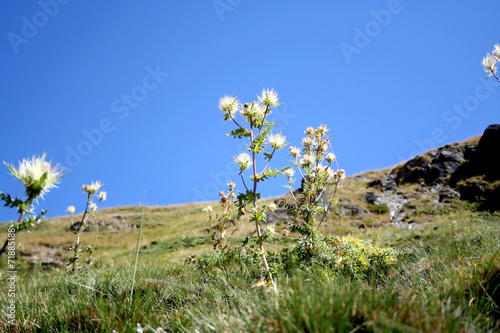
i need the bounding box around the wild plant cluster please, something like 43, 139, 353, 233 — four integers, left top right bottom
193, 89, 398, 285
0, 154, 106, 275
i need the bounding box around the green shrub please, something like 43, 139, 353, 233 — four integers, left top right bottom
277, 235, 398, 278
367, 203, 390, 214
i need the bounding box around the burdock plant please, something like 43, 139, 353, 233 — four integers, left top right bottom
0, 153, 64, 256
67, 181, 107, 274
218, 88, 288, 284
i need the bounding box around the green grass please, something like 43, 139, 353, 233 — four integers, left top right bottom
1, 211, 500, 332
1, 157, 499, 332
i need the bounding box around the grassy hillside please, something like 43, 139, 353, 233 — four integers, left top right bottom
1, 134, 500, 332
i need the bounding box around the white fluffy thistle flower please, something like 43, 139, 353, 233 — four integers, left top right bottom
494, 44, 500, 61
258, 88, 280, 107
302, 137, 314, 148
218, 95, 240, 114
284, 167, 295, 178
300, 153, 315, 168
234, 153, 252, 170
4, 153, 64, 199
315, 124, 329, 136
82, 181, 102, 195
304, 127, 315, 136
289, 146, 301, 159
335, 169, 346, 180
89, 203, 98, 212
326, 153, 336, 163
98, 191, 107, 201
482, 53, 497, 74
202, 205, 213, 213
240, 102, 266, 121
268, 202, 277, 212
267, 132, 286, 150
66, 205, 76, 215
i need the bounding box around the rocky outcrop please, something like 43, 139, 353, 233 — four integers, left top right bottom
386, 124, 499, 212
450, 124, 500, 184
394, 145, 465, 185
449, 124, 500, 212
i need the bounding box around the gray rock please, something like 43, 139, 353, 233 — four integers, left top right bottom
339, 204, 368, 217
266, 209, 288, 224
365, 192, 381, 204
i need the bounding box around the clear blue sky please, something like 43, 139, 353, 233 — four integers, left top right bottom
1, 1, 499, 222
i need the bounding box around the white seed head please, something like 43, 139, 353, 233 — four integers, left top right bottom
335, 169, 346, 180
268, 202, 277, 212
302, 137, 315, 148
4, 153, 64, 198
82, 181, 102, 195
89, 203, 98, 212
267, 132, 286, 150
326, 153, 336, 163
318, 141, 328, 152
66, 205, 76, 215
289, 146, 301, 159
239, 101, 266, 121
494, 44, 500, 61
323, 165, 335, 179
202, 205, 213, 213
218, 95, 240, 114
234, 153, 252, 170
266, 223, 276, 235
98, 191, 107, 201
258, 88, 280, 107
305, 127, 315, 136
300, 153, 316, 168
482, 53, 497, 74
315, 124, 329, 136
284, 167, 295, 178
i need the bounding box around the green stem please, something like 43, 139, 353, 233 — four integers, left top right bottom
249, 121, 273, 285
0, 192, 35, 257
130, 191, 146, 309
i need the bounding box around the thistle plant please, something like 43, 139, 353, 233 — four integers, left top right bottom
218, 88, 288, 283
283, 124, 345, 245
203, 181, 238, 253
0, 153, 64, 256
67, 181, 107, 274
482, 43, 500, 83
